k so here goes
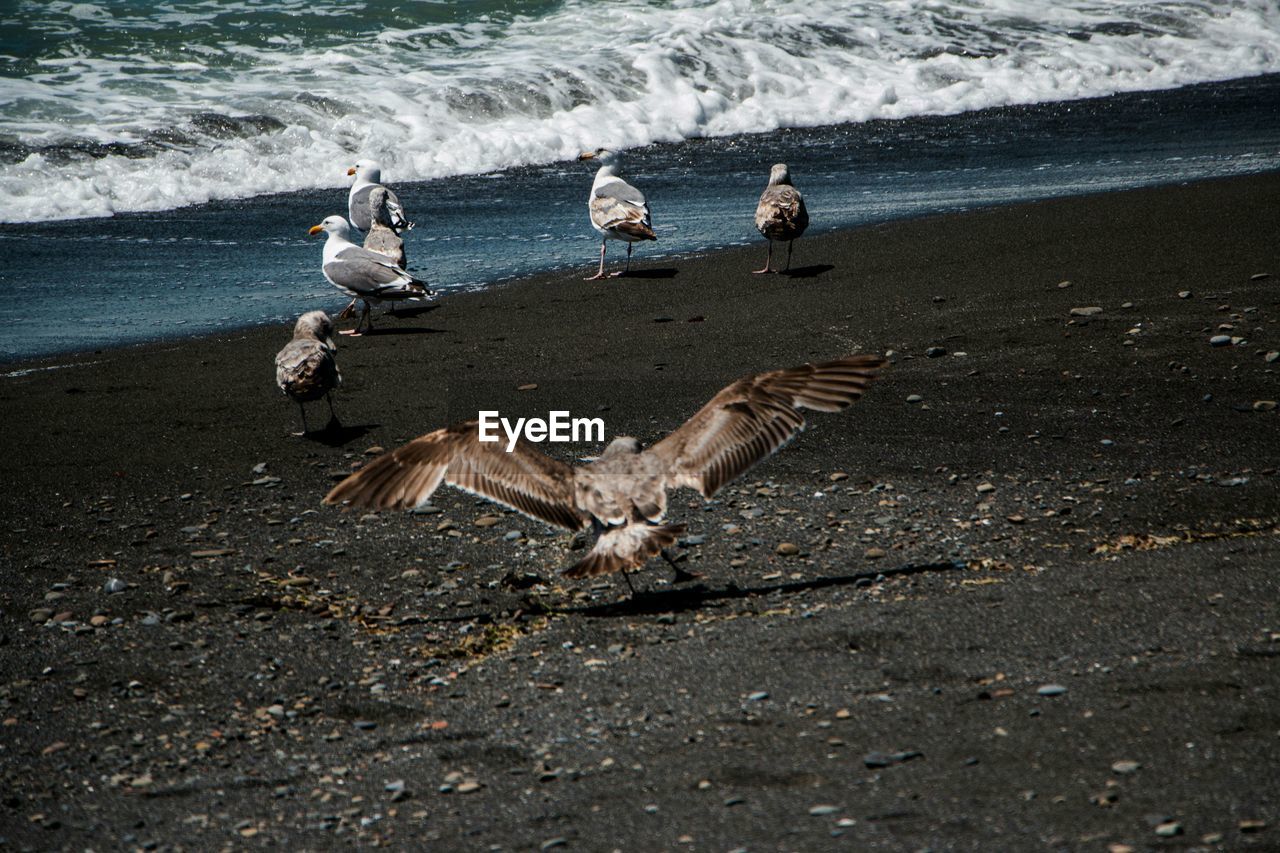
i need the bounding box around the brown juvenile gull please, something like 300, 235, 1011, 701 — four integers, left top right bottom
754, 163, 809, 274
363, 185, 407, 268
275, 310, 341, 435
325, 354, 886, 585
347, 159, 412, 234
578, 147, 656, 280
308, 215, 435, 336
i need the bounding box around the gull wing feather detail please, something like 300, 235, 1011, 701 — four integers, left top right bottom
325, 421, 586, 531
646, 355, 887, 497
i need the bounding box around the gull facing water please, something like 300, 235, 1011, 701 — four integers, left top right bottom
308, 216, 434, 336
579, 147, 656, 280
754, 163, 809, 274
275, 311, 340, 435
325, 354, 886, 583
363, 186, 407, 269
347, 160, 412, 234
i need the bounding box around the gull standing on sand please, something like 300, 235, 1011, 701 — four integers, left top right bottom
347, 159, 412, 234
363, 186, 407, 268
754, 163, 809, 274
325, 355, 886, 586
308, 216, 434, 336
275, 310, 341, 435
578, 147, 656, 280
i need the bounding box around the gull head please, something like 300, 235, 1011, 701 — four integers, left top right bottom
578, 147, 620, 170
579, 435, 641, 464
308, 216, 352, 239
601, 435, 641, 457
348, 159, 383, 182
768, 163, 793, 186
293, 310, 337, 349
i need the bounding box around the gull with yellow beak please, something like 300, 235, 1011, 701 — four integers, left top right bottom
347, 159, 412, 234
578, 147, 656, 280
308, 216, 434, 336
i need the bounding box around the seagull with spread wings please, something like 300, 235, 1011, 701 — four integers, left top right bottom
325, 355, 886, 584
578, 147, 656, 280
308, 216, 435, 336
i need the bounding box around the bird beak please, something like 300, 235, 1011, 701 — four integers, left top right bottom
308, 224, 324, 235
347, 167, 357, 176
578, 151, 595, 161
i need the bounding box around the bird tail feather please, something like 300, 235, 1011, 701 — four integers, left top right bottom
562, 523, 685, 578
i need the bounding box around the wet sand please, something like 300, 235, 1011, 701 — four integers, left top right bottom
2, 172, 1278, 850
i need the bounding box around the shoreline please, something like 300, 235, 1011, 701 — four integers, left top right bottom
2, 172, 1278, 849
3, 167, 1277, 373
6, 72, 1280, 363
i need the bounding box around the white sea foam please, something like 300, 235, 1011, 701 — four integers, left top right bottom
3, 0, 1280, 222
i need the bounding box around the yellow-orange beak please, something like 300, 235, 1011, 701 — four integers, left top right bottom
308, 224, 324, 235
578, 151, 595, 161
346, 166, 357, 176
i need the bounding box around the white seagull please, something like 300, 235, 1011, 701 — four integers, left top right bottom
325, 354, 886, 585
308, 216, 434, 336
275, 310, 341, 435
578, 147, 656, 280
347, 159, 412, 234
754, 163, 809, 274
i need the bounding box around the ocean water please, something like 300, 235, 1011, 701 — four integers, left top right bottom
4, 0, 1280, 222
2, 1, 1280, 361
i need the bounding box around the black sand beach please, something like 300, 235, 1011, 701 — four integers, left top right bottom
2, 173, 1279, 850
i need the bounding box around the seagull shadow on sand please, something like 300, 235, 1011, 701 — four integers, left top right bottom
779, 264, 835, 279
304, 421, 379, 447
555, 558, 965, 619
386, 304, 440, 319
378, 559, 966, 628
618, 267, 679, 279
358, 325, 447, 337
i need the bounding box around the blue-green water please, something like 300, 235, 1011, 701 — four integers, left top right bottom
2, 1, 1280, 361
3, 0, 1280, 221
2, 74, 1279, 363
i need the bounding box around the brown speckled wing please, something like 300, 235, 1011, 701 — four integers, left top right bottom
590, 179, 655, 239
324, 421, 585, 531
646, 355, 886, 497
275, 339, 339, 402
755, 185, 809, 241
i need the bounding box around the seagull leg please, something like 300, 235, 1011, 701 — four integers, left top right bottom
292, 402, 310, 437
618, 242, 633, 277
785, 239, 794, 272
753, 241, 774, 275
662, 548, 703, 584
324, 393, 341, 432
339, 300, 364, 336
619, 569, 638, 597
584, 239, 608, 281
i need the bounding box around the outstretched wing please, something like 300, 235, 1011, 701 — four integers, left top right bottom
324, 421, 585, 531
646, 355, 886, 498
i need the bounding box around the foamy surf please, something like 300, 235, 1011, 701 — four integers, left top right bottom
3, 0, 1280, 223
